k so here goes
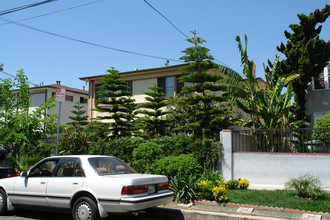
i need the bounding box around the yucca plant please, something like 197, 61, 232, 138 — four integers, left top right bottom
285, 175, 325, 199
169, 174, 198, 204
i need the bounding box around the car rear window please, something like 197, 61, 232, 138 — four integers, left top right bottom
88, 157, 137, 175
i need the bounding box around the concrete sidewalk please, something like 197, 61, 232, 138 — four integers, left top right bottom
155, 201, 330, 220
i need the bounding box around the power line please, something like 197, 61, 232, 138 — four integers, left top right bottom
0, 0, 56, 16
1, 0, 103, 26
0, 70, 39, 87
142, 0, 229, 67
0, 16, 181, 62
143, 0, 189, 39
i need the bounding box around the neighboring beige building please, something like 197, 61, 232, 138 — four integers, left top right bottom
80, 64, 266, 121
29, 82, 88, 125
80, 64, 190, 120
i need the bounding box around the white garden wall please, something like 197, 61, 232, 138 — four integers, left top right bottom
220, 130, 330, 189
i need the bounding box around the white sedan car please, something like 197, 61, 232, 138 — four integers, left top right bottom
0, 155, 174, 220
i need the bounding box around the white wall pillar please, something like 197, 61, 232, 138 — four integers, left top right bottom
324, 65, 329, 89
220, 129, 233, 181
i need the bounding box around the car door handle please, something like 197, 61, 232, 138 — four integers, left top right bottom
73, 182, 78, 185
40, 182, 46, 184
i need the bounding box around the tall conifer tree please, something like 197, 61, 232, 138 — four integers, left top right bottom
175, 31, 233, 140
94, 67, 137, 138
276, 5, 330, 120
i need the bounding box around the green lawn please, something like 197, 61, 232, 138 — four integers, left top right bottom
226, 190, 330, 213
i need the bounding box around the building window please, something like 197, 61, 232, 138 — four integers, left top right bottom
127, 81, 133, 94
158, 76, 191, 97
52, 92, 56, 97
158, 76, 175, 98
65, 95, 73, 102
95, 84, 109, 101
80, 97, 88, 104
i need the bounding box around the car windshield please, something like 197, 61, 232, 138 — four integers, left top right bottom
88, 157, 137, 175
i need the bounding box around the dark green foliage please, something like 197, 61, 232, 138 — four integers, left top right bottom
169, 174, 199, 204
145, 135, 221, 170
151, 154, 202, 180
137, 85, 171, 138
175, 31, 235, 140
84, 121, 108, 143
93, 67, 137, 138
132, 142, 164, 173
88, 136, 144, 165
20, 142, 54, 160
227, 179, 239, 190
313, 113, 330, 144
275, 5, 330, 120
68, 101, 88, 129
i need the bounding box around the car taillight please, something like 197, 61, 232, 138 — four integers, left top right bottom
122, 185, 148, 195
158, 182, 169, 191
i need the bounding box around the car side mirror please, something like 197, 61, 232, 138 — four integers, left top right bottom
20, 171, 28, 177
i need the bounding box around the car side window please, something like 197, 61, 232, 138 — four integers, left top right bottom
55, 158, 85, 177
29, 160, 58, 177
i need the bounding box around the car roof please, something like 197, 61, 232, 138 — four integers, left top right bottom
45, 155, 115, 160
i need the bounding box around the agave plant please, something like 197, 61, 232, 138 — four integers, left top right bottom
169, 174, 198, 204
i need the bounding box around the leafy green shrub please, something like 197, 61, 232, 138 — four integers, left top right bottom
212, 185, 228, 202
170, 174, 198, 204
132, 141, 164, 173
313, 112, 330, 143
197, 180, 214, 200
107, 137, 144, 164
285, 175, 325, 199
239, 178, 250, 189
199, 169, 223, 183
196, 170, 226, 200
150, 135, 221, 169
151, 154, 202, 179
227, 179, 239, 190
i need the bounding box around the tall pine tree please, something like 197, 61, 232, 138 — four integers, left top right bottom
137, 85, 171, 138
175, 31, 233, 140
94, 67, 137, 138
68, 101, 88, 130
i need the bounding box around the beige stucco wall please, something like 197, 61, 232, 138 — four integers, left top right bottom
29, 88, 88, 125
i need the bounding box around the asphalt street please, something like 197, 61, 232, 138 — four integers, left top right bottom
1, 208, 185, 220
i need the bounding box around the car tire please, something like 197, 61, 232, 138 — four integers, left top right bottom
72, 197, 100, 220
0, 189, 8, 215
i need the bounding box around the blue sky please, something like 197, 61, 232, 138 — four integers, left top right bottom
1, 0, 329, 90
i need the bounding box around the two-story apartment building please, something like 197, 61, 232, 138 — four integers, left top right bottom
80, 64, 190, 120
29, 81, 88, 125
305, 62, 330, 125
80, 64, 267, 122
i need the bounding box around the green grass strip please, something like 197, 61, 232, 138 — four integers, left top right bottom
226, 190, 330, 213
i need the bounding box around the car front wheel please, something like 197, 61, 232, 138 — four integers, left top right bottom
72, 197, 99, 220
0, 189, 8, 215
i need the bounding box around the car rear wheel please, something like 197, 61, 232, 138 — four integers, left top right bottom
0, 189, 8, 215
72, 197, 99, 220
